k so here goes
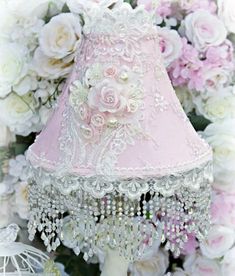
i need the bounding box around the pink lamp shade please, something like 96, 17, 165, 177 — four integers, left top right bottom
27, 3, 213, 261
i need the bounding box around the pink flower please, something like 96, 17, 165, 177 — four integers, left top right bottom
182, 235, 199, 255
211, 190, 235, 231
103, 65, 118, 78
156, 1, 172, 18
77, 103, 91, 124
180, 0, 217, 14
90, 112, 106, 127
88, 80, 126, 114
168, 38, 204, 91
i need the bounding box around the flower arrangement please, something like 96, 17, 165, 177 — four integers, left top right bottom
0, 0, 235, 275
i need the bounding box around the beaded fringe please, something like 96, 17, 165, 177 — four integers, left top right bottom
28, 162, 212, 261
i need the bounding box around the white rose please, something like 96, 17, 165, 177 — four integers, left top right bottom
157, 27, 182, 67
129, 249, 169, 276
218, 0, 235, 34
33, 47, 73, 79
39, 13, 82, 59
203, 120, 235, 185
200, 225, 235, 259
39, 106, 53, 126
0, 92, 40, 136
175, 86, 194, 114
14, 181, 29, 220
221, 247, 235, 276
0, 122, 15, 147
0, 43, 29, 98
194, 86, 235, 122
6, 0, 65, 18
0, 194, 14, 228
184, 253, 221, 276
183, 10, 227, 51
201, 67, 232, 94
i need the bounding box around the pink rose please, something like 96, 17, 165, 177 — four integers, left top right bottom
104, 65, 117, 78
211, 190, 235, 230
77, 103, 91, 123
91, 112, 106, 127
79, 124, 94, 140
157, 27, 182, 67
88, 80, 126, 114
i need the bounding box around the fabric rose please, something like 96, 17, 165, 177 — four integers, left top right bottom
179, 0, 216, 14
203, 120, 235, 185
88, 80, 126, 114
221, 247, 235, 276
39, 13, 82, 59
193, 86, 235, 122
218, 0, 235, 34
0, 43, 29, 98
129, 249, 169, 276
0, 92, 40, 136
85, 63, 103, 87
157, 27, 183, 67
183, 253, 221, 276
33, 48, 73, 79
200, 224, 235, 259
183, 10, 227, 51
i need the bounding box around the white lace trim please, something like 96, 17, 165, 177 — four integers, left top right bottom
28, 160, 213, 199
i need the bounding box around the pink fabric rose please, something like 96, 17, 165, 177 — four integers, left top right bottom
91, 112, 106, 127
104, 65, 118, 78
77, 103, 91, 124
88, 80, 126, 114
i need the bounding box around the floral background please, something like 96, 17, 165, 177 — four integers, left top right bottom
0, 0, 235, 275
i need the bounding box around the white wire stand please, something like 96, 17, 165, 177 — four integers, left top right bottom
0, 224, 50, 276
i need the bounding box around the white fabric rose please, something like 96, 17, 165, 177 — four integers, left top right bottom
193, 86, 235, 122
129, 249, 169, 276
203, 120, 235, 185
39, 13, 82, 59
200, 225, 235, 259
157, 27, 182, 67
0, 43, 29, 98
183, 10, 227, 51
218, 0, 235, 34
0, 122, 15, 147
33, 47, 73, 79
184, 253, 221, 276
221, 247, 235, 276
0, 92, 40, 136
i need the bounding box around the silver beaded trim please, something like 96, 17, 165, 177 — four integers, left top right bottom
28, 161, 212, 261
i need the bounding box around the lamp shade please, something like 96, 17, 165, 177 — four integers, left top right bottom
27, 3, 213, 261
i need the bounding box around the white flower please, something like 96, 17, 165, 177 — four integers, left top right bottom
221, 247, 235, 276
184, 253, 221, 276
175, 86, 194, 114
202, 67, 232, 94
157, 27, 182, 67
200, 225, 235, 259
193, 86, 235, 122
0, 92, 41, 136
203, 120, 235, 185
39, 13, 82, 59
218, 0, 235, 34
9, 155, 30, 183
33, 47, 73, 79
39, 106, 53, 126
13, 75, 38, 96
0, 122, 15, 147
0, 194, 14, 228
129, 249, 169, 276
14, 181, 29, 220
6, 0, 65, 18
0, 43, 29, 98
183, 10, 227, 51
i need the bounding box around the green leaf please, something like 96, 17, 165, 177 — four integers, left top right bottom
187, 113, 211, 131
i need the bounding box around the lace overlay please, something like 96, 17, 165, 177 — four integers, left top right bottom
27, 3, 213, 261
